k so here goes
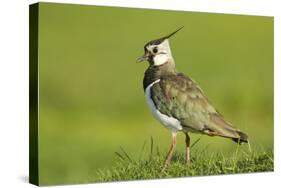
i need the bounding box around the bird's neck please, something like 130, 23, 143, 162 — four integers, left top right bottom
143, 61, 176, 91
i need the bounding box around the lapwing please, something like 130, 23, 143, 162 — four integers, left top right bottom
137, 27, 248, 168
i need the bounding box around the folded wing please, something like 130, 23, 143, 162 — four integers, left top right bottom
150, 73, 248, 143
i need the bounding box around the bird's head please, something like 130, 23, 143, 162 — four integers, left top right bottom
137, 26, 184, 66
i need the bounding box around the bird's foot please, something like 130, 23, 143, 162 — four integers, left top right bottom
161, 160, 170, 172
161, 166, 167, 173
161, 165, 168, 173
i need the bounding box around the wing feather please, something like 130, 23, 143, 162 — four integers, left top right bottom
150, 73, 241, 139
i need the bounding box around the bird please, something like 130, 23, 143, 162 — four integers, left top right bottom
136, 26, 249, 168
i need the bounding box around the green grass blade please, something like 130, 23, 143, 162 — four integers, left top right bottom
114, 151, 125, 161
120, 146, 133, 162
191, 137, 202, 149
150, 136, 154, 161
138, 140, 147, 161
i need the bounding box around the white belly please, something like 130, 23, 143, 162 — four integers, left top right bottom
145, 79, 183, 132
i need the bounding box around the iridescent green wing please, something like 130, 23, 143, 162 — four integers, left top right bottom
151, 73, 240, 138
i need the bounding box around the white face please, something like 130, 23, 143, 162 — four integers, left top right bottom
146, 39, 174, 66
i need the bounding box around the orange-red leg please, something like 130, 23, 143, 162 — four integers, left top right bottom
163, 132, 177, 168
185, 132, 190, 163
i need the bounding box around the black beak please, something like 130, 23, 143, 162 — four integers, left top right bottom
136, 54, 148, 63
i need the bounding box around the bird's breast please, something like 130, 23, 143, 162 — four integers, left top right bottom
144, 79, 183, 132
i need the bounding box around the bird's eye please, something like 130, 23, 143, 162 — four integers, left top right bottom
153, 47, 158, 53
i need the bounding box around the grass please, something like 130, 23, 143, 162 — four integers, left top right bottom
97, 138, 273, 182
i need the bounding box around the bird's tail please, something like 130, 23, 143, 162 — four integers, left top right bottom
231, 130, 248, 144
206, 113, 249, 144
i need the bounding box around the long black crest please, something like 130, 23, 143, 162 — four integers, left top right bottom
164, 26, 184, 39
144, 26, 184, 48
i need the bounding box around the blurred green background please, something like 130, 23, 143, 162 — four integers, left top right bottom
38, 3, 273, 185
